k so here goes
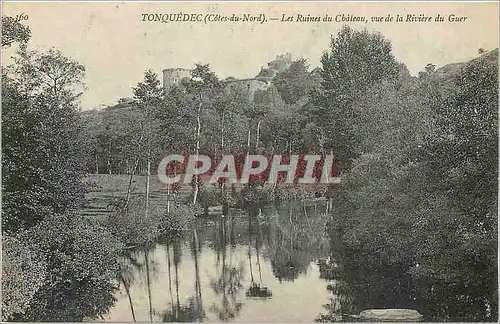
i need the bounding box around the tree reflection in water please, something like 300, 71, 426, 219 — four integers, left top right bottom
246, 208, 272, 298
188, 227, 206, 321
120, 244, 163, 323
113, 201, 333, 322
209, 214, 245, 321
156, 237, 205, 322
268, 202, 329, 282
316, 260, 357, 322
118, 251, 143, 322
160, 297, 205, 322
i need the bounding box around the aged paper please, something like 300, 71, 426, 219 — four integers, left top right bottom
1, 1, 498, 323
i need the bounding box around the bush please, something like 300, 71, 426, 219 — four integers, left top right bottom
107, 195, 163, 246
17, 214, 123, 321
158, 202, 201, 240
1, 235, 46, 321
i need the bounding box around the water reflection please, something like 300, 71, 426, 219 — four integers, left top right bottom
156, 237, 205, 322
246, 212, 272, 298
107, 200, 496, 322
107, 202, 332, 322
268, 202, 330, 283
209, 214, 244, 321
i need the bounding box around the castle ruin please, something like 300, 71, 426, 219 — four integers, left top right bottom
162, 68, 192, 91
162, 53, 292, 101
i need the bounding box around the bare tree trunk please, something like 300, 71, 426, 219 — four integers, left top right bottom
95, 152, 99, 174
193, 228, 203, 311
303, 203, 314, 231
271, 145, 278, 194
125, 130, 144, 210
221, 111, 226, 212
145, 104, 152, 218
119, 273, 136, 322
144, 249, 153, 322
175, 259, 180, 320
246, 125, 251, 156
166, 244, 174, 312
319, 129, 326, 157
193, 96, 202, 205
248, 248, 254, 284
125, 157, 139, 209
167, 184, 171, 214
145, 159, 151, 217
228, 211, 234, 264
221, 111, 225, 150
256, 245, 262, 284
247, 214, 255, 287
221, 218, 227, 303
255, 119, 262, 148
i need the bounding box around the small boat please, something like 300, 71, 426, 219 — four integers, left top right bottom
245, 283, 272, 298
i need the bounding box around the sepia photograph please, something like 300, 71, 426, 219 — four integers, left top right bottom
1, 1, 498, 322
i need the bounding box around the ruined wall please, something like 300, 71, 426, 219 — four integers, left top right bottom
162, 68, 192, 90
223, 78, 270, 101
162, 62, 279, 101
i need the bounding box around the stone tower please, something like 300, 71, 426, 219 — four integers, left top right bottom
162, 68, 192, 91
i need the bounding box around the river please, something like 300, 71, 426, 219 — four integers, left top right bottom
103, 198, 495, 322
106, 201, 336, 322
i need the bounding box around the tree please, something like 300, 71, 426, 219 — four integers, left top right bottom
82, 105, 145, 175
1, 235, 46, 321
415, 50, 498, 320
424, 51, 498, 231
132, 70, 163, 214
2, 29, 126, 322
425, 63, 436, 74
31, 49, 85, 98
1, 16, 31, 47
266, 53, 292, 73
419, 63, 436, 79
325, 49, 498, 322
16, 215, 123, 321
185, 64, 223, 204
309, 26, 401, 171
324, 75, 444, 316
273, 58, 315, 104
2, 48, 86, 233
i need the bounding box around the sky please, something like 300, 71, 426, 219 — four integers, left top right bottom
2, 2, 498, 110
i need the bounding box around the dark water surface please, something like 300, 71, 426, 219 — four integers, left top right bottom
107, 202, 335, 322
104, 200, 494, 322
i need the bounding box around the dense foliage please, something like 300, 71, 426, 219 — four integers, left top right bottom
1, 16, 30, 48
2, 49, 86, 233
2, 17, 497, 322
1, 236, 46, 320
16, 215, 123, 321
1, 18, 123, 321
309, 26, 403, 171
324, 47, 498, 321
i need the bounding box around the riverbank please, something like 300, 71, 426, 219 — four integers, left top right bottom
79, 174, 334, 221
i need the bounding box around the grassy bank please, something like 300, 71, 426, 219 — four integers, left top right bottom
80, 174, 178, 221
79, 174, 331, 221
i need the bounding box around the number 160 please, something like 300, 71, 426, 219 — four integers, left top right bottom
14, 13, 29, 22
